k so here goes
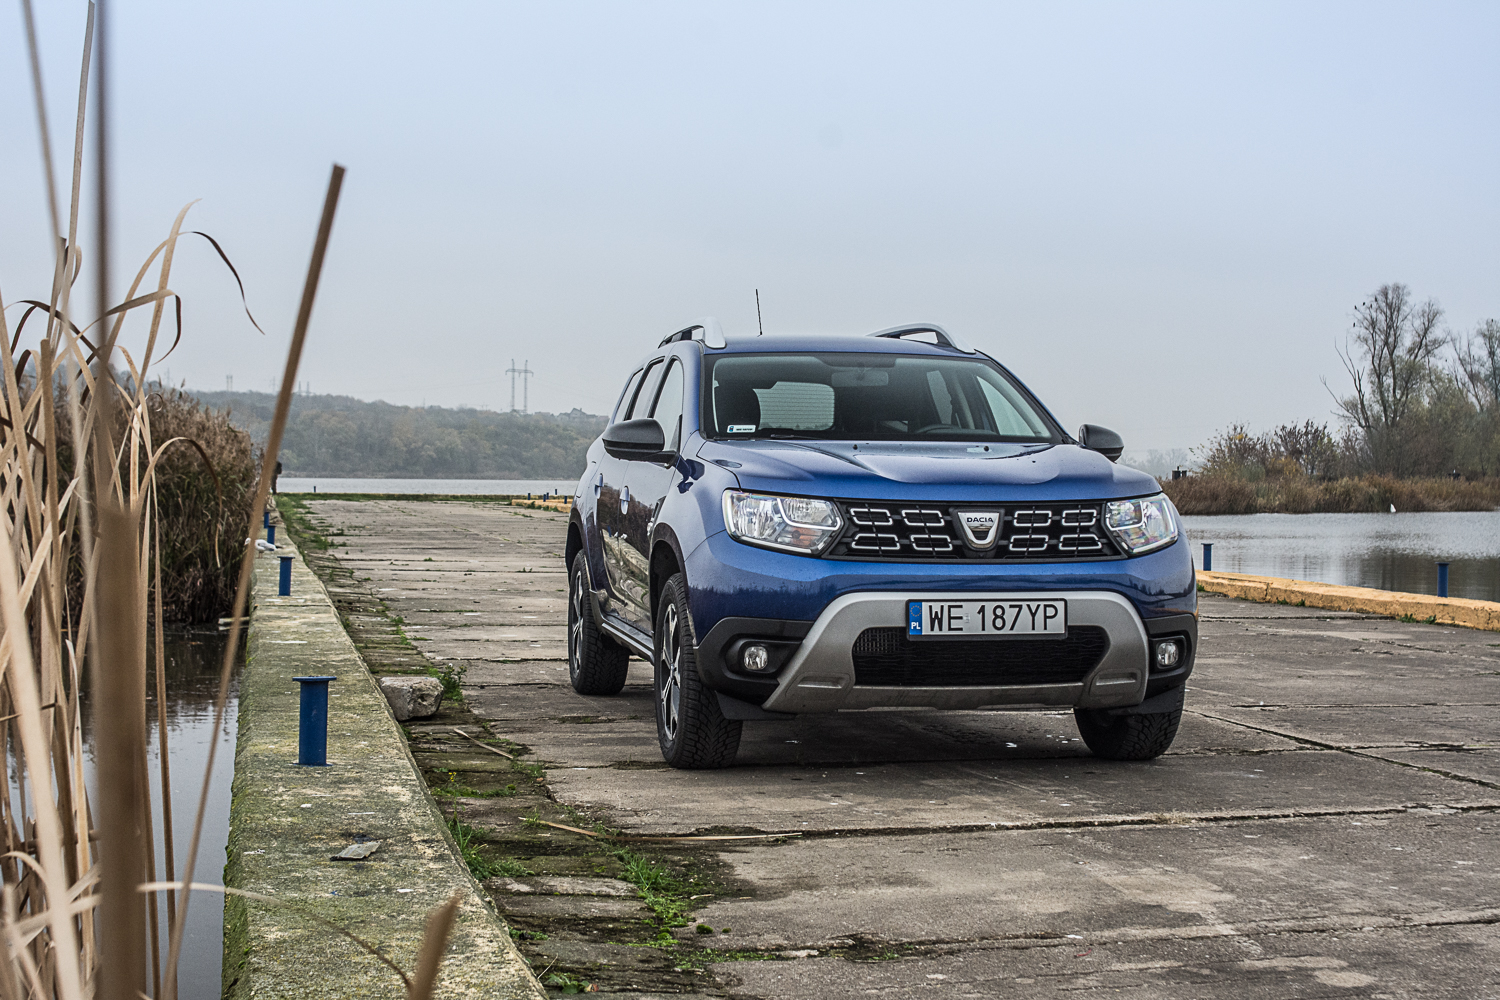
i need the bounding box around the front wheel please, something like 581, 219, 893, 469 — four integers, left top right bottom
654, 573, 741, 769
1074, 705, 1182, 761
568, 552, 629, 696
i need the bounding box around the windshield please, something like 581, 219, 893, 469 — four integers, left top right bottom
704, 353, 1058, 442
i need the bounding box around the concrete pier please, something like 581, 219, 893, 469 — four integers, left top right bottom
292, 496, 1500, 998
225, 528, 544, 998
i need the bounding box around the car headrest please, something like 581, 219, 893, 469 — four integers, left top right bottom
714, 383, 761, 429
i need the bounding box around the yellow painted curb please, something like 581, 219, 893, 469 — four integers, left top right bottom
512, 498, 571, 512
1198, 570, 1500, 632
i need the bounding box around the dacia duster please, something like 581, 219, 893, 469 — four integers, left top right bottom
565, 321, 1197, 768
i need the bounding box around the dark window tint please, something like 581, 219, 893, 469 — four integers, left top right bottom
650, 360, 686, 451
626, 360, 666, 420
612, 369, 644, 423
707, 353, 1056, 442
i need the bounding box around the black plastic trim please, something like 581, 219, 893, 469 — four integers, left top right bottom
716, 692, 794, 721
696, 617, 813, 704
1142, 612, 1198, 697
598, 613, 653, 660
1106, 681, 1185, 716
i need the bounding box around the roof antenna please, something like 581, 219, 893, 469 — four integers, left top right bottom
755, 289, 764, 336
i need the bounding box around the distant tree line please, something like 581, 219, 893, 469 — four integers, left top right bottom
191, 390, 606, 478
1197, 283, 1500, 481
1163, 284, 1500, 513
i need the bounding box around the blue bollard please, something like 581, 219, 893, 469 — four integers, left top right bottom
294, 676, 336, 766
1437, 562, 1449, 598
279, 555, 293, 596
1202, 543, 1213, 572
267, 523, 276, 545
263, 509, 270, 530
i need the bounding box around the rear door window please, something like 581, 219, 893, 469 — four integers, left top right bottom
612, 369, 644, 423
626, 360, 666, 420
650, 360, 686, 450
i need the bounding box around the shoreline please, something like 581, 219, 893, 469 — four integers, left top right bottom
1163, 474, 1500, 516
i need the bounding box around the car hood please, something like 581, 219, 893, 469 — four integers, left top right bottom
695, 439, 1160, 502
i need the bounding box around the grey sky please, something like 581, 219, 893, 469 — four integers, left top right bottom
3, 2, 1496, 452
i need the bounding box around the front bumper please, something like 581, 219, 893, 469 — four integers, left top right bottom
756, 589, 1154, 713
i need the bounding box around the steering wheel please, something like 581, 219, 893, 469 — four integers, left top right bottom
913, 423, 959, 435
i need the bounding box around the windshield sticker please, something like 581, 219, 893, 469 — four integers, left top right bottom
728, 424, 756, 433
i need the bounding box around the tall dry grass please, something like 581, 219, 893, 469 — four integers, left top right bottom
2, 4, 457, 998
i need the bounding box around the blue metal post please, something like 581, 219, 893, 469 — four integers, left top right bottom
267, 523, 276, 545
279, 555, 293, 596
1202, 543, 1213, 572
294, 676, 336, 765
1437, 562, 1449, 598
263, 509, 270, 530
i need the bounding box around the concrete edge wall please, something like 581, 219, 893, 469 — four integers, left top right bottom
1198, 570, 1500, 631
224, 531, 546, 998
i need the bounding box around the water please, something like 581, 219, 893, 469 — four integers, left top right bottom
87, 630, 240, 998
281, 477, 577, 496
142, 629, 240, 999
1182, 510, 1500, 602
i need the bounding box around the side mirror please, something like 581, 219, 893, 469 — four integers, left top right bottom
1078, 423, 1123, 462
602, 418, 670, 462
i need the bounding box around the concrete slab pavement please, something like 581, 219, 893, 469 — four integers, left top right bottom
295, 497, 1500, 998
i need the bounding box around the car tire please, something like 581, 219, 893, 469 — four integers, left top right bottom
1073, 704, 1182, 761
568, 552, 629, 696
654, 573, 741, 769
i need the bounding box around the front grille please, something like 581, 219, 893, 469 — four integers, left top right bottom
852, 626, 1110, 686
828, 501, 1121, 562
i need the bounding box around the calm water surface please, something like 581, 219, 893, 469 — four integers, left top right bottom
94, 630, 240, 999
1182, 510, 1500, 601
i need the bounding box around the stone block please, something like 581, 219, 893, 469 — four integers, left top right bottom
378, 675, 444, 720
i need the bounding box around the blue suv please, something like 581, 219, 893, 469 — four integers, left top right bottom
566, 320, 1197, 768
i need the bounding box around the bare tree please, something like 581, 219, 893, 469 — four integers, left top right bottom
1327, 283, 1444, 473
1454, 318, 1500, 413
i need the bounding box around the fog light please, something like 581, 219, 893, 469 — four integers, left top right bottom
742, 643, 771, 673
1154, 640, 1182, 670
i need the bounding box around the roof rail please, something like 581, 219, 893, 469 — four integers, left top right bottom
866, 322, 975, 354
659, 317, 727, 350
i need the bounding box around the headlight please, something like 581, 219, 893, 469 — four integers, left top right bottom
722, 490, 842, 554
1103, 494, 1179, 555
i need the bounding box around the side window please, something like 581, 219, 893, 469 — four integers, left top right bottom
650, 360, 686, 451
612, 369, 644, 423
978, 379, 1047, 437
626, 360, 665, 420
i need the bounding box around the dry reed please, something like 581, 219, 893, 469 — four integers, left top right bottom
2, 3, 459, 997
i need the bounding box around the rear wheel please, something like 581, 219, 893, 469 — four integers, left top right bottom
568, 552, 629, 696
655, 573, 741, 768
1074, 704, 1182, 761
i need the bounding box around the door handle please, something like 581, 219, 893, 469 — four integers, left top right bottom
620, 486, 631, 515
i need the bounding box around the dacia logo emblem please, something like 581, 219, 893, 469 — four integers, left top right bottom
953, 509, 1001, 550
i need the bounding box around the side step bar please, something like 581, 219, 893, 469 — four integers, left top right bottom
598, 613, 654, 661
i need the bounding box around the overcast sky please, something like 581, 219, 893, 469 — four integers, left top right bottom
3, 2, 1497, 451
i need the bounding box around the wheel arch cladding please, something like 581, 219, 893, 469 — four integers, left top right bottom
650, 536, 683, 625
565, 517, 583, 571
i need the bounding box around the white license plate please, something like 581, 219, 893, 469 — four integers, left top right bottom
907, 599, 1067, 639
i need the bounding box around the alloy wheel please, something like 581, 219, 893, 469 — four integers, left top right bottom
658, 603, 682, 741
569, 567, 584, 680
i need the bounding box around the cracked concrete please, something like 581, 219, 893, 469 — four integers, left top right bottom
298, 497, 1500, 998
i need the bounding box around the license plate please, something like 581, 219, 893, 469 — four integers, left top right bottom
907, 599, 1066, 639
